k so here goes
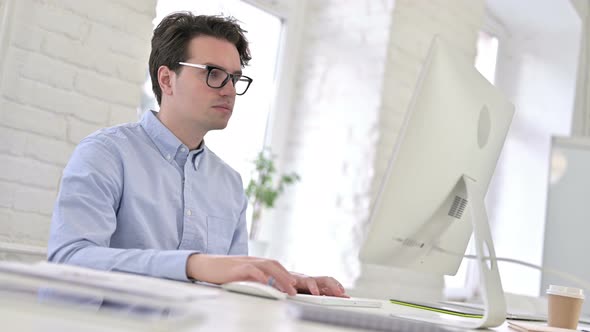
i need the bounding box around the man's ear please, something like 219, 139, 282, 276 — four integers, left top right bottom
158, 65, 175, 98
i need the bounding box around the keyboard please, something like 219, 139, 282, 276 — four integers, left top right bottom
288, 301, 454, 332
288, 293, 382, 308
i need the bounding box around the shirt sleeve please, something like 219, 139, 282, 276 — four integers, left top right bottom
47, 137, 196, 281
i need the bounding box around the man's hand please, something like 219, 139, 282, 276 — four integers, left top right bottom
187, 254, 298, 295
186, 255, 348, 298
290, 272, 349, 298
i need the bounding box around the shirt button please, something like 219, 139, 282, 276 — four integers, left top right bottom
180, 147, 186, 152
186, 209, 192, 216
166, 154, 171, 160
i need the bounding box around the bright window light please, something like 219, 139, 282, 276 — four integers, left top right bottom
475, 30, 499, 85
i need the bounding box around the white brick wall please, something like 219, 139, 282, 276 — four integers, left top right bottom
268, 0, 394, 282
0, 0, 156, 256
269, 0, 485, 286
372, 0, 484, 198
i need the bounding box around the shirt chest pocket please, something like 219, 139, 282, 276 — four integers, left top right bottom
206, 216, 235, 254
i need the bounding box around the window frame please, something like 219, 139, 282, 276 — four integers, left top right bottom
243, 0, 308, 166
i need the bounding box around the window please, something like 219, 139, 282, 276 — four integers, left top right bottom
475, 31, 499, 84
140, 0, 283, 204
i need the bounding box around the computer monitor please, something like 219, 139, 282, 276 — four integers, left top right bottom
358, 36, 514, 328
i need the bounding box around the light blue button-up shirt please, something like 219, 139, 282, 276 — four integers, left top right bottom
48, 111, 248, 281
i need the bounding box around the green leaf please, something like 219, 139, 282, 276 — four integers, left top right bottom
244, 148, 300, 210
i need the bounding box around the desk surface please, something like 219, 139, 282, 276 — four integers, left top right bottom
2, 281, 571, 332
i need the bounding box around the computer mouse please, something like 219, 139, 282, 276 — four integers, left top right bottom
221, 281, 287, 300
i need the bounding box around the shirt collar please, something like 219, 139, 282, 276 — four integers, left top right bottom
140, 111, 185, 162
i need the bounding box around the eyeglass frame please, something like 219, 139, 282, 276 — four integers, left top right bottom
178, 62, 253, 95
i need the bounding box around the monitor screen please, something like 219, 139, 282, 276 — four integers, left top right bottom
359, 36, 514, 277
357, 36, 514, 328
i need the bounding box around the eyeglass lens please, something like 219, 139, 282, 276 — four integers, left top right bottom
207, 68, 249, 94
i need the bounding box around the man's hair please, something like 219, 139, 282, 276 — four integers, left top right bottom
149, 12, 251, 105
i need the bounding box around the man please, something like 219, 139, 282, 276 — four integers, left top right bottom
48, 12, 346, 297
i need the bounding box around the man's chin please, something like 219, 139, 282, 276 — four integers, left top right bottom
208, 123, 229, 131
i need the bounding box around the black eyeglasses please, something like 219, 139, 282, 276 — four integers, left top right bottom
178, 62, 253, 95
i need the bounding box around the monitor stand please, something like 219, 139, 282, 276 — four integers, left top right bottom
352, 175, 506, 329
349, 263, 446, 303
456, 174, 506, 328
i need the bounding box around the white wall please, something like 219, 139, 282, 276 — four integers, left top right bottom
264, 0, 395, 284
0, 0, 156, 259
373, 0, 485, 193
268, 0, 486, 287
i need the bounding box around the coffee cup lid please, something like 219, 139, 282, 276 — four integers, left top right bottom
546, 285, 585, 300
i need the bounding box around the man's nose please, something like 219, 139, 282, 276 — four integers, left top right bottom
219, 79, 237, 96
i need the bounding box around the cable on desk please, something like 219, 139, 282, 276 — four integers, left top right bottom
433, 246, 590, 292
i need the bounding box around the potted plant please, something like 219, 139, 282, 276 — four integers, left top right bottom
245, 149, 300, 245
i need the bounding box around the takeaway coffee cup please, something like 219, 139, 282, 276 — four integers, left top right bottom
546, 285, 585, 329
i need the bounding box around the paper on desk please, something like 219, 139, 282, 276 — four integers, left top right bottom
0, 261, 219, 302
508, 321, 578, 332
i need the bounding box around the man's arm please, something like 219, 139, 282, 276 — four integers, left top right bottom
48, 138, 196, 281
185, 183, 346, 297
49, 136, 347, 295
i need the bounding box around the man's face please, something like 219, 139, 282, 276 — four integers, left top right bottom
168, 35, 241, 132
